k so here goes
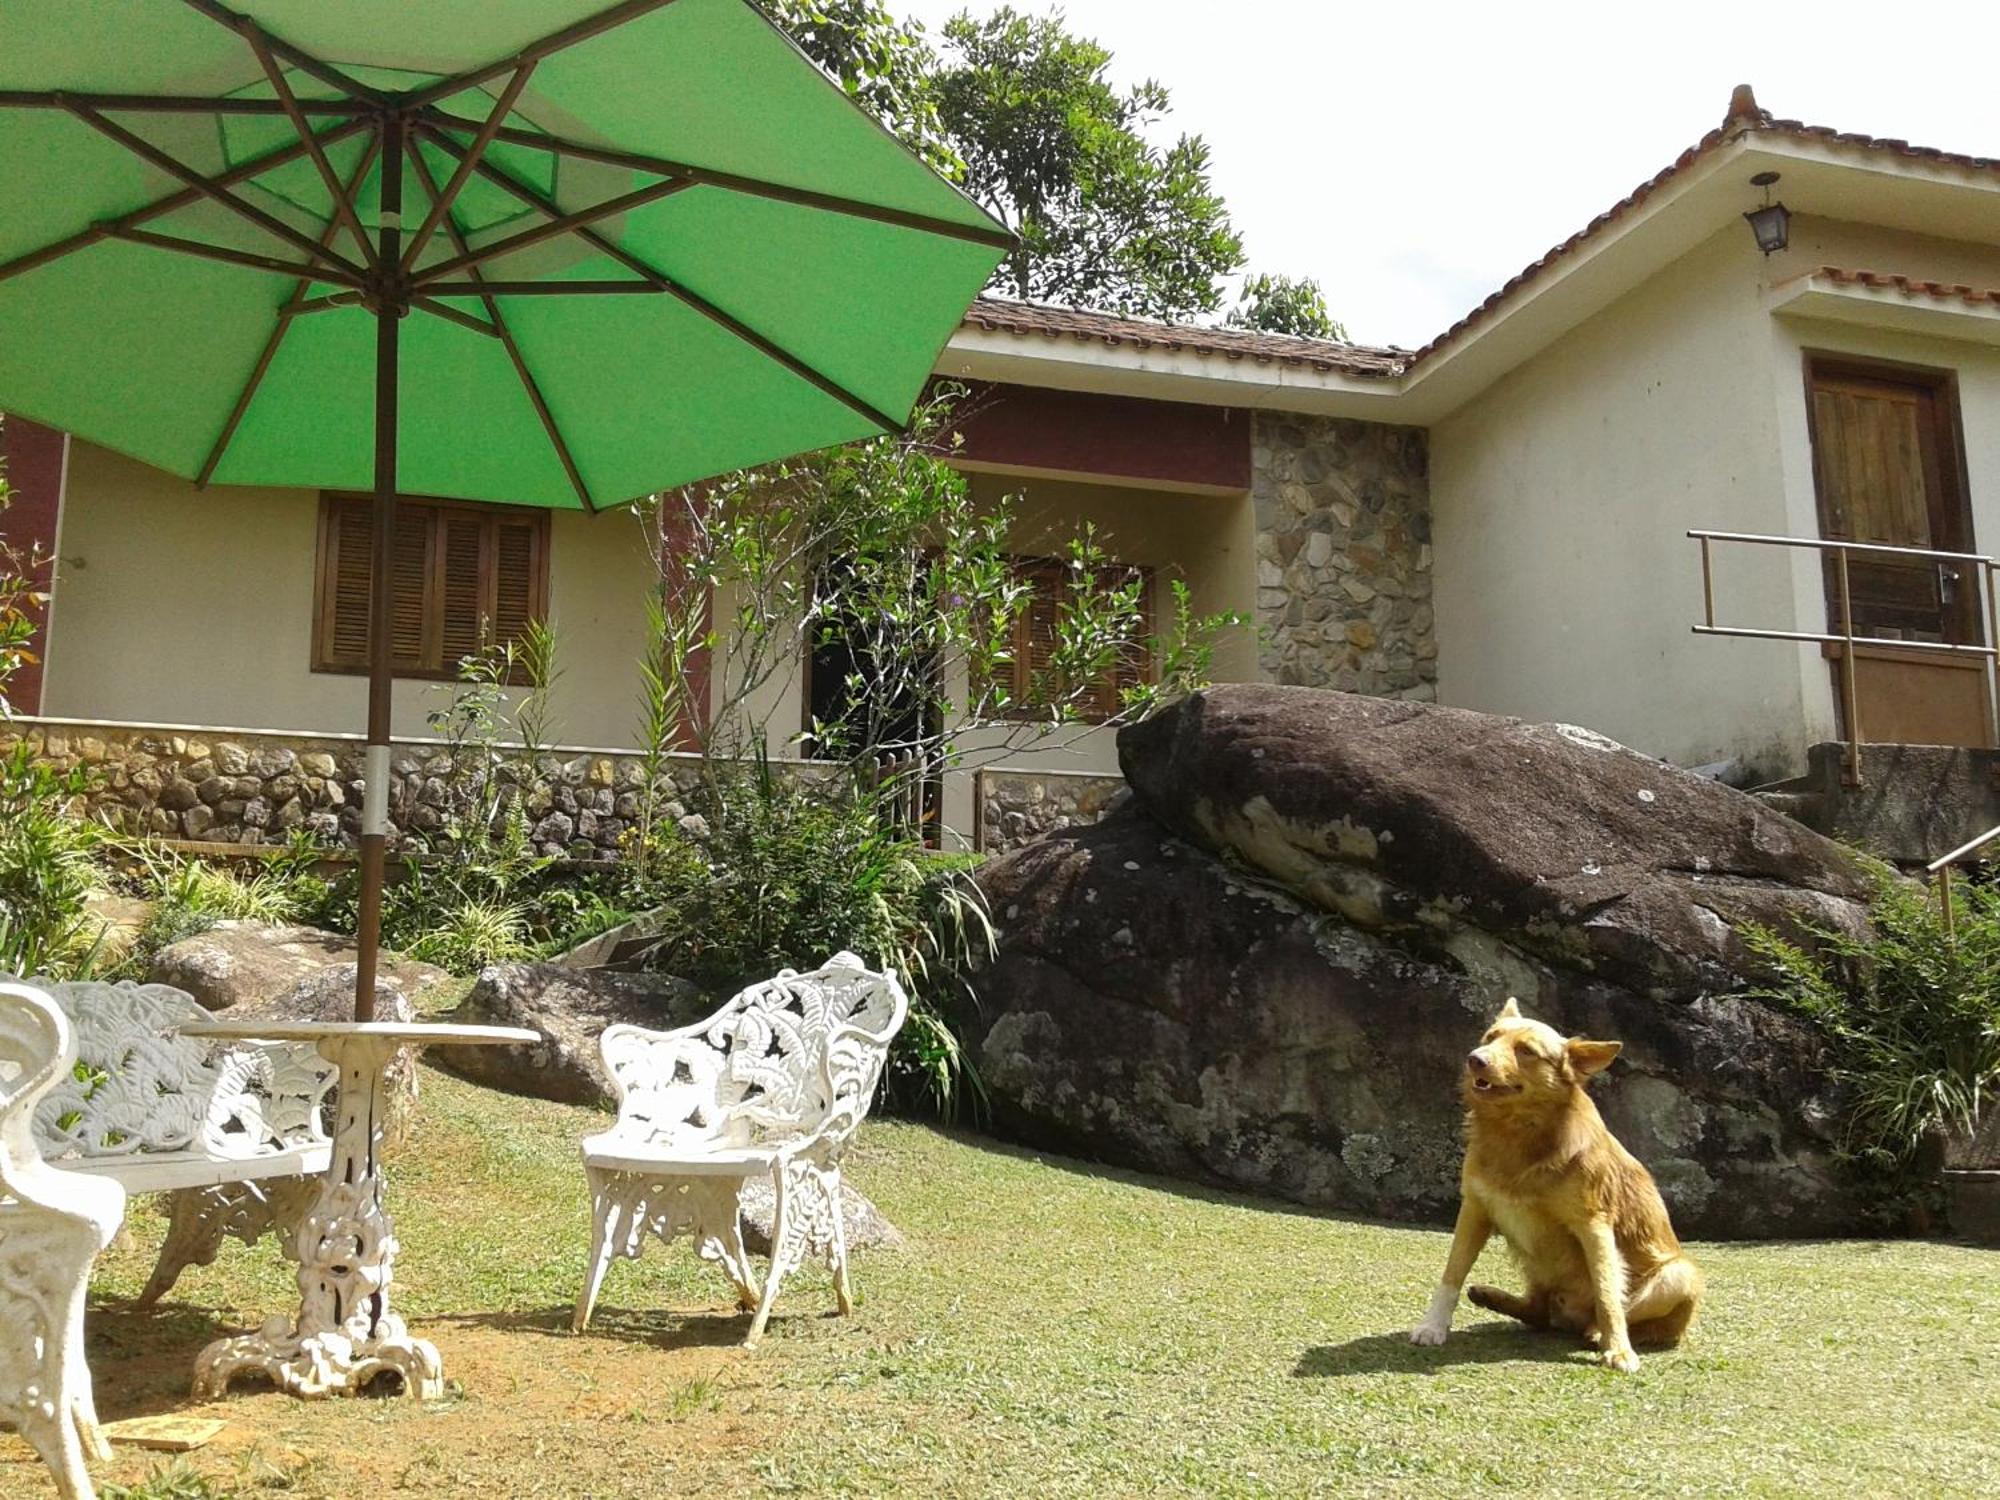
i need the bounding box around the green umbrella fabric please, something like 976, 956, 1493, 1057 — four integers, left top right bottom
0, 0, 1010, 511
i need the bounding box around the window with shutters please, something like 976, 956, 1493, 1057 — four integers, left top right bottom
311, 493, 550, 681
989, 556, 1154, 723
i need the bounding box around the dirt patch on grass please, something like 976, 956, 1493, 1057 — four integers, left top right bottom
11, 1300, 782, 1499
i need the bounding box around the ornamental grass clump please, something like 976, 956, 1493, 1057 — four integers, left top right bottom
1741, 861, 2000, 1217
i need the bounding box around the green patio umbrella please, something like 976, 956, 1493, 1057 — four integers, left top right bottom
0, 0, 1010, 1017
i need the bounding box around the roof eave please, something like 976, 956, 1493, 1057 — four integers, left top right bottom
936, 327, 1413, 420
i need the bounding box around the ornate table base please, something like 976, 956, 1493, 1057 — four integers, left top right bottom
180, 1022, 536, 1402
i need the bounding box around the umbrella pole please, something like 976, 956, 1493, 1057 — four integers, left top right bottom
355, 119, 405, 1024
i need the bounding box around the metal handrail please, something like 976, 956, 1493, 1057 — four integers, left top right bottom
1927, 823, 2000, 945
1687, 528, 1993, 565
1689, 529, 2000, 786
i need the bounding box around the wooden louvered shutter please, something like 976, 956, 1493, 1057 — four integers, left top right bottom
1022, 560, 1064, 713
314, 494, 547, 680
390, 507, 434, 670
1003, 558, 1153, 724
322, 497, 376, 669
438, 511, 487, 672
317, 496, 434, 673
490, 517, 542, 669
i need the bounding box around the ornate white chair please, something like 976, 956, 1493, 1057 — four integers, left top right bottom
573, 952, 908, 1348
1, 981, 126, 1500
22, 979, 335, 1307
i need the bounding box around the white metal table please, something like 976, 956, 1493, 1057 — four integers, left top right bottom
176, 1020, 539, 1402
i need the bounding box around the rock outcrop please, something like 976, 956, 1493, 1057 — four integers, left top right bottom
434, 962, 708, 1107
963, 686, 1876, 1238
146, 922, 451, 1014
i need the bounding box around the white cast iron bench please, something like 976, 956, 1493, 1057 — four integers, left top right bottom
573, 951, 908, 1348
21, 978, 336, 1307
2, 981, 128, 1500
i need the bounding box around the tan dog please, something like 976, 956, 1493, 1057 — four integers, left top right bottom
1409, 999, 1702, 1372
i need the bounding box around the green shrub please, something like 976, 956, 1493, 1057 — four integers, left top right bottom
0, 741, 106, 977
400, 895, 533, 972
1742, 861, 2000, 1218
626, 759, 992, 1116
116, 830, 336, 975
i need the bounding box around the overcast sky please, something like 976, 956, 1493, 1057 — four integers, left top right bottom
893, 0, 2000, 348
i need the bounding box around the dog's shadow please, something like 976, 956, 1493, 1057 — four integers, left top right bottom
1296, 1322, 1595, 1377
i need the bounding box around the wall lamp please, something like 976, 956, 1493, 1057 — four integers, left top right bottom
1744, 171, 1790, 255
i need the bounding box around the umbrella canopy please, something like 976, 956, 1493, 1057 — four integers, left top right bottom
0, 0, 1010, 1015
0, 0, 1009, 509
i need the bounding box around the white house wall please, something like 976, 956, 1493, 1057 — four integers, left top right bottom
42, 442, 663, 748
1430, 226, 1813, 775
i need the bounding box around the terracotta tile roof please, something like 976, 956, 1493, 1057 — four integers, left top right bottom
959, 296, 1410, 380
1804, 266, 2000, 308
1408, 85, 2000, 367
959, 89, 2000, 396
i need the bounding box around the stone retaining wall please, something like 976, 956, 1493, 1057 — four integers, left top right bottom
1, 721, 708, 858
1251, 413, 1435, 699
978, 770, 1126, 852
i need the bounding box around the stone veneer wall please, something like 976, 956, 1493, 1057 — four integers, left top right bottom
1, 721, 716, 859
1251, 414, 1435, 698
977, 770, 1127, 853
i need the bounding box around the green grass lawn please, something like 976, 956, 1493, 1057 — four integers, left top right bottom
14, 1066, 1995, 1499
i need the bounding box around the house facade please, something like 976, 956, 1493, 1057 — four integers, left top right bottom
8, 86, 2000, 850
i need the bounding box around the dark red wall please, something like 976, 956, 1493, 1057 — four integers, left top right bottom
946, 380, 1251, 491
0, 416, 65, 716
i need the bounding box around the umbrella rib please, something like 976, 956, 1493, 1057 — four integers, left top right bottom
283, 292, 366, 317
103, 225, 370, 287
0, 91, 362, 117
242, 32, 378, 270
412, 298, 502, 339
406, 141, 597, 513
402, 0, 684, 112
420, 280, 662, 296
60, 100, 372, 283
401, 63, 538, 275
0, 112, 373, 286
421, 109, 1016, 252
411, 176, 697, 286
176, 0, 392, 107
419, 126, 906, 435
196, 134, 386, 489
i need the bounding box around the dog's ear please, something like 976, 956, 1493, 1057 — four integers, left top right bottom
1496, 996, 1521, 1020
1566, 1038, 1621, 1077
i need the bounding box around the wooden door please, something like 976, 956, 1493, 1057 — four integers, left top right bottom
1806, 361, 1987, 747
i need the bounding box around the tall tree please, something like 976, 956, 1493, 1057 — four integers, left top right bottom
1228, 273, 1346, 340
768, 3, 1337, 328
930, 7, 1242, 318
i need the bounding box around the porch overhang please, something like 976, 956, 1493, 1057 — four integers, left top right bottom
1768, 267, 2000, 350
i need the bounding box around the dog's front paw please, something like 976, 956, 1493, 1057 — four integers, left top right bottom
1410, 1320, 1450, 1347
1597, 1345, 1640, 1374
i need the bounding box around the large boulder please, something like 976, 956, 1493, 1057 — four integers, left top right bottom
963, 686, 1877, 1239
434, 962, 708, 1107
1118, 686, 1874, 998
146, 922, 452, 1013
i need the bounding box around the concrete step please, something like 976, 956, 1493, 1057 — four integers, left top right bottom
1753, 788, 1827, 829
